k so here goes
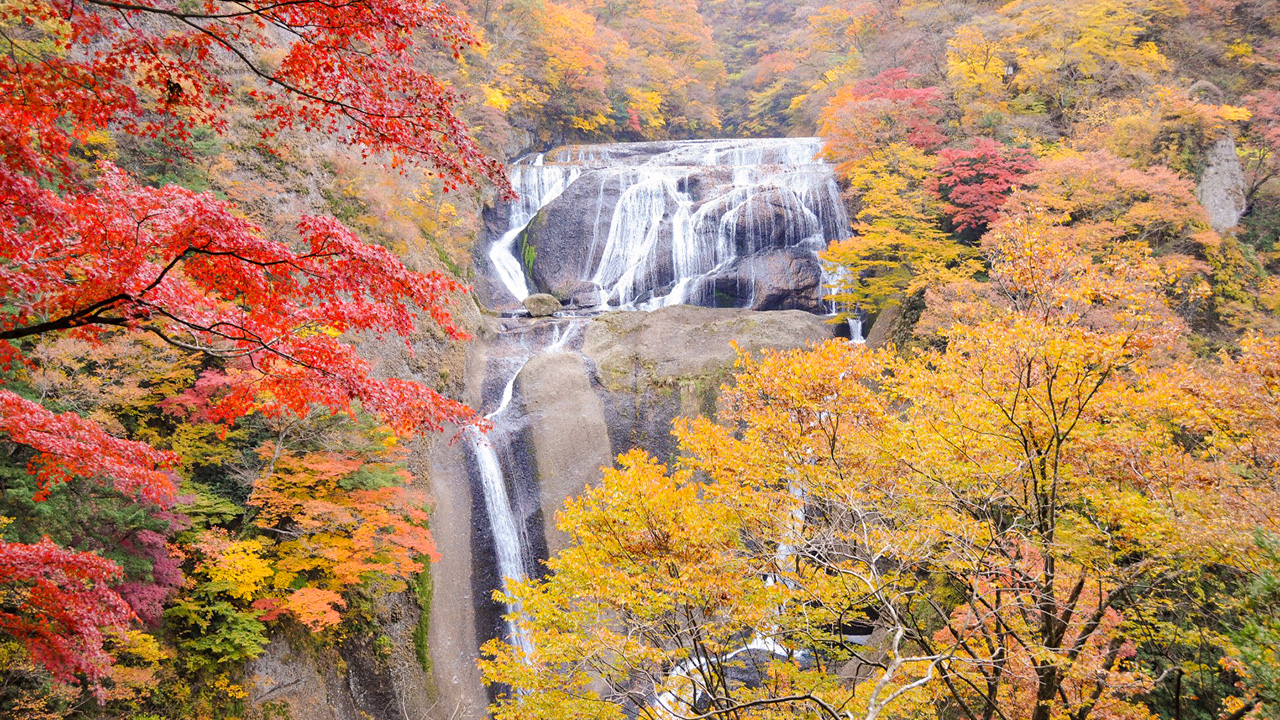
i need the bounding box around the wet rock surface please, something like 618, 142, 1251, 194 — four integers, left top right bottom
583, 305, 835, 462
690, 246, 826, 312
516, 351, 613, 554
523, 169, 622, 297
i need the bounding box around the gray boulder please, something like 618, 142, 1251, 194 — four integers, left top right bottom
523, 169, 625, 296
523, 293, 562, 317
561, 280, 605, 308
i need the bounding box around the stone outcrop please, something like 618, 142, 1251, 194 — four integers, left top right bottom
689, 247, 825, 312
584, 305, 831, 390
523, 169, 623, 298
1197, 134, 1248, 233
582, 305, 834, 461
246, 594, 436, 720
515, 351, 614, 554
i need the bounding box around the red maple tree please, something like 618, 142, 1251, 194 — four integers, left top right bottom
0, 0, 504, 693
820, 67, 946, 167
932, 137, 1038, 233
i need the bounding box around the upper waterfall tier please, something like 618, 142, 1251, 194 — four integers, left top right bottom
483, 137, 851, 312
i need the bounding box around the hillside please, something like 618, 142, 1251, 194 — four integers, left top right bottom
0, 1, 1278, 720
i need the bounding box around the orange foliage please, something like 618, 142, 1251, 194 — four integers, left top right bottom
247, 434, 437, 628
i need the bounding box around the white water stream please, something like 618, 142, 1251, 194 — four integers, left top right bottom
466, 323, 579, 657
489, 156, 581, 302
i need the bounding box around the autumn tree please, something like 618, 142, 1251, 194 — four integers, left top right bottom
0, 0, 501, 698
463, 0, 725, 143
820, 68, 946, 170
931, 138, 1037, 235
820, 140, 979, 317
247, 416, 438, 631
818, 68, 972, 318
946, 0, 1179, 128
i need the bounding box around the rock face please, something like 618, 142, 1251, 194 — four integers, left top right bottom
1197, 134, 1248, 233
583, 305, 835, 461
515, 351, 613, 554
584, 305, 831, 390
523, 169, 624, 298
246, 594, 435, 720
523, 293, 562, 317
721, 185, 821, 254
690, 247, 825, 312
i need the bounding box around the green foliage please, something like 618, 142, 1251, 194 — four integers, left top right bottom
3, 475, 164, 571
164, 596, 268, 674
116, 125, 222, 191
1234, 532, 1280, 718
521, 236, 537, 270
412, 568, 433, 677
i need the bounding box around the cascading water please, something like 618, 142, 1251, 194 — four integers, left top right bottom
467, 385, 532, 655
486, 138, 851, 311
490, 156, 581, 303
466, 320, 583, 658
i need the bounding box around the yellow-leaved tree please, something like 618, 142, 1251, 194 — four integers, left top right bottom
818, 69, 979, 320
947, 0, 1181, 128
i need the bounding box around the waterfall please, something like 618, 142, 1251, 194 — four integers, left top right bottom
468, 425, 532, 655
467, 320, 583, 657
490, 156, 581, 303
850, 315, 866, 344
490, 138, 850, 312
466, 137, 854, 684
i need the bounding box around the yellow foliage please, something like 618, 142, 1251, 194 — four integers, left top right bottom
822, 143, 978, 313
480, 84, 513, 112
948, 0, 1181, 124
118, 630, 169, 666
484, 196, 1279, 720
210, 673, 249, 700
625, 87, 667, 134
197, 533, 273, 601
946, 23, 1012, 123
1226, 39, 1254, 59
